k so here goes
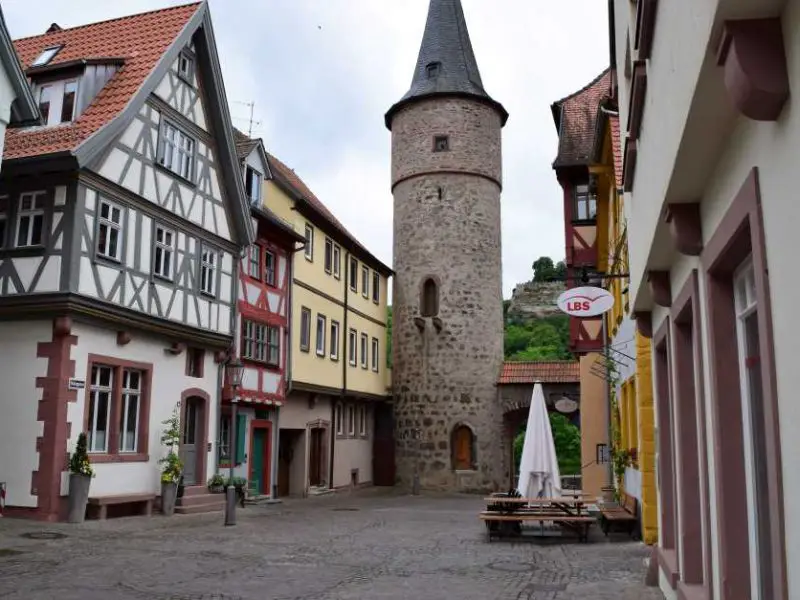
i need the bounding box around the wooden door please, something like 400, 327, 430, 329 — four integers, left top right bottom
180, 397, 200, 485
453, 426, 472, 471
277, 433, 292, 497
372, 403, 396, 486
309, 428, 323, 486
249, 423, 271, 496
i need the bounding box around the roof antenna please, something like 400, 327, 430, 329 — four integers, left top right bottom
231, 100, 262, 138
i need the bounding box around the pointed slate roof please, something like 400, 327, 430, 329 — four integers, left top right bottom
385, 0, 507, 128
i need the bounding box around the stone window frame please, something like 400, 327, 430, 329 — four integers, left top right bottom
419, 275, 440, 318
450, 422, 477, 472
432, 135, 450, 152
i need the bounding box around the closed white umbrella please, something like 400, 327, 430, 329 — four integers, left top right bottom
516, 382, 562, 499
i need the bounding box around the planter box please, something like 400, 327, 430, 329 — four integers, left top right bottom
67, 473, 91, 524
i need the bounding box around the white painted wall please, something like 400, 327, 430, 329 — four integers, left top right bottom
333, 436, 372, 488
0, 320, 50, 507
0, 59, 15, 169
65, 321, 220, 497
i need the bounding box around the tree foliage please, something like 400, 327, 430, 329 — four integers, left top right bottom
504, 315, 572, 361
532, 256, 567, 282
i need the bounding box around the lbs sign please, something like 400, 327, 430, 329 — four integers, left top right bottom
556, 286, 614, 318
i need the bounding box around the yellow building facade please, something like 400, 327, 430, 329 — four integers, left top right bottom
594, 112, 658, 544
261, 152, 393, 495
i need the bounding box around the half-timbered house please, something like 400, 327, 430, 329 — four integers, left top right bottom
0, 2, 254, 521
217, 131, 304, 498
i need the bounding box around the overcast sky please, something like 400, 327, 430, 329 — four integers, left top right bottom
4, 0, 608, 298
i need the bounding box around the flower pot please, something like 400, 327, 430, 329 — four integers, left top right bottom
161, 481, 178, 516
67, 473, 92, 524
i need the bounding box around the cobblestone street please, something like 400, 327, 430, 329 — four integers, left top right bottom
0, 489, 662, 600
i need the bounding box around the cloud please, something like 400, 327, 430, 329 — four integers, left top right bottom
3, 0, 609, 297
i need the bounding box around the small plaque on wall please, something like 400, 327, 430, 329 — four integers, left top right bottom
68, 378, 85, 391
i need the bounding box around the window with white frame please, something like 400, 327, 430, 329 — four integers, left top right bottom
362, 266, 369, 298
96, 198, 123, 261
242, 319, 280, 366
15, 192, 46, 248
371, 337, 379, 372
330, 320, 340, 360
574, 182, 597, 221
300, 307, 311, 352
332, 244, 341, 279
265, 250, 276, 286
200, 246, 217, 296
335, 403, 344, 436
157, 120, 195, 180
245, 166, 261, 203
324, 237, 333, 274
247, 244, 261, 278
61, 80, 77, 123
316, 315, 327, 356
218, 415, 231, 461
32, 45, 61, 67
36, 78, 78, 127
88, 365, 113, 453
178, 51, 194, 82
349, 257, 358, 291
359, 405, 367, 436
360, 333, 368, 369
347, 404, 355, 435
153, 224, 175, 279
119, 369, 142, 452
0, 195, 8, 248
304, 224, 314, 260
372, 272, 380, 303
348, 328, 357, 365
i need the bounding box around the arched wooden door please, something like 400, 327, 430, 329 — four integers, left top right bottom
453, 426, 473, 471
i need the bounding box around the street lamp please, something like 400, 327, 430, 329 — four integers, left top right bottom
224, 356, 244, 527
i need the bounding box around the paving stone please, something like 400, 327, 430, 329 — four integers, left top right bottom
0, 489, 663, 599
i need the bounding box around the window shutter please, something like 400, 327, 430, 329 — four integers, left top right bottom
235, 414, 247, 464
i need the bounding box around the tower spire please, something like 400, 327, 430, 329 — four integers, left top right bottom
385, 0, 508, 128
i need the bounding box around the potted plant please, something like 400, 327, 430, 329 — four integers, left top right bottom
158, 408, 183, 516
207, 473, 225, 494
67, 433, 94, 523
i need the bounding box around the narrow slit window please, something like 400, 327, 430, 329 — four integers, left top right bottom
420, 277, 439, 317
200, 246, 217, 296
433, 135, 450, 152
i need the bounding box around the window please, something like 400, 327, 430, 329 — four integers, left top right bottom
304, 224, 314, 260
38, 85, 52, 124
264, 250, 276, 286
330, 320, 340, 360
420, 277, 439, 317
96, 198, 123, 261
433, 135, 450, 152
348, 328, 357, 365
316, 315, 327, 356
324, 238, 333, 274
247, 244, 261, 278
218, 415, 231, 462
426, 61, 441, 78
60, 80, 77, 123
335, 403, 344, 435
372, 272, 380, 303
574, 183, 597, 221
360, 333, 368, 369
178, 51, 194, 82
362, 266, 369, 298
371, 337, 379, 372
349, 257, 358, 292
16, 192, 45, 248
245, 166, 261, 203
32, 45, 61, 67
157, 120, 195, 181
300, 307, 311, 352
359, 405, 367, 437
333, 244, 341, 279
86, 358, 150, 458
347, 404, 355, 435
242, 319, 280, 366
153, 225, 175, 279
0, 196, 7, 248
186, 348, 204, 378
200, 246, 217, 296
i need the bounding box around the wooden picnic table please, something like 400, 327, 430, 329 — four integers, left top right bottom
480, 496, 596, 542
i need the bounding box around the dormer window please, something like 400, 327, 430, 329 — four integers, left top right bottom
426, 61, 441, 79
574, 182, 597, 221
32, 45, 62, 67
177, 51, 194, 83
244, 166, 262, 203
37, 79, 79, 126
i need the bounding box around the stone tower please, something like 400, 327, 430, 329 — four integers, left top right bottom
385, 0, 508, 492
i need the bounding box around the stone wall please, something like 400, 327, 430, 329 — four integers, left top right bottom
390, 97, 506, 492
507, 280, 564, 320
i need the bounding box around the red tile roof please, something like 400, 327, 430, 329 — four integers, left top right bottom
6, 2, 201, 160
610, 115, 623, 188
551, 69, 611, 168
498, 361, 580, 384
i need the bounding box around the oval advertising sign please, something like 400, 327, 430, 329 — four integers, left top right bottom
555, 397, 579, 414
556, 286, 615, 318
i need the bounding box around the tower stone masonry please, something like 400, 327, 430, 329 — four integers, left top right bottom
385, 0, 508, 492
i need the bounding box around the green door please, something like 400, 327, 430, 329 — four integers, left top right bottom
250, 428, 266, 495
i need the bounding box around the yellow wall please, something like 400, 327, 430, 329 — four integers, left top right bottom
262, 178, 390, 397
579, 353, 610, 498
636, 332, 658, 544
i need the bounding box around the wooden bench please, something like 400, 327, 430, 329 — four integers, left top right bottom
87, 493, 156, 520
480, 511, 595, 543
598, 492, 638, 538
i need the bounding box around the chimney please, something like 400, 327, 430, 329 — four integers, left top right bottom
46, 23, 62, 34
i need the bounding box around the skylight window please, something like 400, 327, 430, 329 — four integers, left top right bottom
32, 45, 62, 67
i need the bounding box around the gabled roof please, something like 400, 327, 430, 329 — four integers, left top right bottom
6, 2, 254, 246
498, 361, 580, 385
550, 69, 611, 169
232, 127, 273, 180
0, 6, 39, 125
265, 151, 393, 276
385, 0, 507, 128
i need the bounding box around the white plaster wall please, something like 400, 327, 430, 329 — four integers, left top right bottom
0, 321, 50, 507
333, 438, 372, 488
0, 61, 14, 169
65, 322, 220, 497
